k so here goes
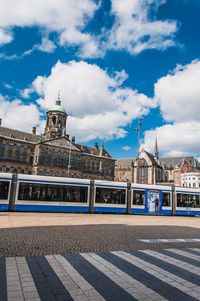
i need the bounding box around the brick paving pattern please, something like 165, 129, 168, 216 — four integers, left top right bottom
1, 213, 200, 300
0, 248, 200, 301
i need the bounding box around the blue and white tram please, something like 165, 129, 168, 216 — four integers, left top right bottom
131, 183, 172, 215
175, 187, 200, 216
15, 174, 90, 212
94, 180, 127, 213
0, 172, 12, 211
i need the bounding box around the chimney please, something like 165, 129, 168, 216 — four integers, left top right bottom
72, 136, 75, 143
94, 142, 99, 149
32, 127, 36, 135
0, 118, 2, 127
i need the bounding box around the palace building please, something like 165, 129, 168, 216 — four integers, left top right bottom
0, 95, 115, 180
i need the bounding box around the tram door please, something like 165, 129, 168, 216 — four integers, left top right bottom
147, 190, 160, 214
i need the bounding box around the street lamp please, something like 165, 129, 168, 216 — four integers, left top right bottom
135, 116, 144, 158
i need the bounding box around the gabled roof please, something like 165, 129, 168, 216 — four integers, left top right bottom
76, 144, 112, 158
0, 126, 40, 143
137, 149, 161, 167
158, 156, 200, 169
115, 158, 135, 169
184, 168, 200, 173
42, 136, 81, 151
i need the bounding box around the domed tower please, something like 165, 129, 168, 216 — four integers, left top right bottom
44, 91, 67, 139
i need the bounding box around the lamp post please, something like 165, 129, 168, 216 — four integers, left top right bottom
134, 116, 144, 158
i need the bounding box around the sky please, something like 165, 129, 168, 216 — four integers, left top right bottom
0, 0, 200, 159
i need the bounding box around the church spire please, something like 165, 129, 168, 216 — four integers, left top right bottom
154, 132, 159, 160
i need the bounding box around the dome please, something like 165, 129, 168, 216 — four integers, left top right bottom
49, 104, 66, 113
49, 99, 66, 113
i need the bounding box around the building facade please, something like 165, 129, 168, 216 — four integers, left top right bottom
181, 170, 200, 188
115, 148, 164, 185
0, 97, 115, 180
115, 151, 200, 186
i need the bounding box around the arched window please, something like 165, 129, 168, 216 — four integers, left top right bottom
52, 116, 56, 125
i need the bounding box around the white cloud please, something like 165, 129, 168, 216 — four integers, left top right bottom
122, 146, 131, 151
0, 28, 12, 45
0, 0, 179, 57
155, 59, 200, 123
37, 37, 56, 53
141, 121, 200, 156
108, 0, 178, 54
23, 60, 155, 142
0, 0, 99, 56
0, 94, 41, 132
140, 59, 200, 157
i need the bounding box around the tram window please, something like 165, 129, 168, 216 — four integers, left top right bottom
0, 181, 9, 200
177, 193, 200, 208
162, 192, 171, 206
18, 183, 88, 203
133, 190, 145, 205
96, 188, 126, 204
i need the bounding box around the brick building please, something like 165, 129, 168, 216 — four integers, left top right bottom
0, 96, 115, 180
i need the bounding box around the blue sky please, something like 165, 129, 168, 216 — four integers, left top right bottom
0, 0, 200, 159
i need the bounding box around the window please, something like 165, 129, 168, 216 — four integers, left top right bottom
162, 192, 171, 207
41, 149, 45, 153
65, 160, 69, 168
39, 156, 44, 164
7, 151, 12, 160
53, 158, 57, 166
60, 153, 64, 157
59, 159, 63, 167
23, 148, 27, 153
46, 157, 51, 166
54, 151, 58, 156
1, 144, 5, 149
9, 145, 13, 150
0, 151, 4, 159
48, 150, 52, 155
133, 190, 145, 205
96, 187, 126, 204
22, 154, 26, 162
81, 160, 85, 171
15, 153, 19, 161
177, 193, 200, 208
16, 146, 20, 152
18, 183, 88, 203
0, 181, 10, 200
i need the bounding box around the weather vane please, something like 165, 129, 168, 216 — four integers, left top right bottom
58, 89, 61, 100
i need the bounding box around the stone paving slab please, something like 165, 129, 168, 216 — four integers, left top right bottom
1, 248, 200, 301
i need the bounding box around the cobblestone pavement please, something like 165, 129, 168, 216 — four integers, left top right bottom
1, 213, 200, 300
0, 213, 200, 257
